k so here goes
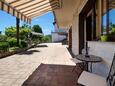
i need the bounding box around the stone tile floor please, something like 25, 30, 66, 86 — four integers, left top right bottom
0, 43, 76, 86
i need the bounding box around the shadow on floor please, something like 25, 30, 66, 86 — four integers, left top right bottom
36, 45, 48, 47
22, 63, 83, 86
18, 50, 40, 55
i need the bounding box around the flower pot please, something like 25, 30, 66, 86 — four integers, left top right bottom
101, 35, 108, 42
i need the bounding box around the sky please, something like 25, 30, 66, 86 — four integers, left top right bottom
103, 9, 115, 26
0, 10, 54, 35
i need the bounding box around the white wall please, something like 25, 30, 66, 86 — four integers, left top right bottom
52, 33, 66, 42
88, 41, 115, 77
72, 15, 79, 55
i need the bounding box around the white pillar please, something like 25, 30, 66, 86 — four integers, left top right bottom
72, 14, 79, 55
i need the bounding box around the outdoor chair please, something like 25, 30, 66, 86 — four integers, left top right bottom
78, 54, 115, 86
71, 58, 84, 72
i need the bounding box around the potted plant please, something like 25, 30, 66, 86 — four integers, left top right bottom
101, 35, 108, 42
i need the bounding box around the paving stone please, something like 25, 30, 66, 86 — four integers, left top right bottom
0, 43, 76, 86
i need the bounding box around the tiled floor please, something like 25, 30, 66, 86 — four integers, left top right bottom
0, 43, 77, 86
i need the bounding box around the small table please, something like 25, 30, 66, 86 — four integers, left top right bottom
75, 54, 102, 72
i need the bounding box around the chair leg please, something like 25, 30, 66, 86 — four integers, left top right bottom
72, 63, 84, 72
72, 65, 77, 72
81, 62, 88, 71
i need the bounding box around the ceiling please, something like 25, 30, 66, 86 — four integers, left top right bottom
109, 0, 115, 9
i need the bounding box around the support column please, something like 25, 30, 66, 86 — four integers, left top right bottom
72, 14, 79, 55
101, 0, 104, 35
106, 0, 109, 35
68, 27, 72, 49
16, 18, 20, 46
96, 0, 103, 36
92, 3, 96, 40
79, 14, 85, 54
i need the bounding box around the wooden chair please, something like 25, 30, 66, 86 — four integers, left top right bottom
78, 54, 115, 86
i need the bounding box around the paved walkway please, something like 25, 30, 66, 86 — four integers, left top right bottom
0, 43, 75, 86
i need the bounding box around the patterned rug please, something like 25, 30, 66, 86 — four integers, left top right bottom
22, 63, 83, 86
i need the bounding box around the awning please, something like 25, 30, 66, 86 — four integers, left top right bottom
109, 0, 115, 9
0, 0, 61, 23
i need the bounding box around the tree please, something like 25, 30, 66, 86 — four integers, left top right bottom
31, 25, 43, 43
111, 24, 115, 28
5, 27, 16, 37
5, 26, 31, 40
20, 28, 31, 40
32, 25, 42, 33
21, 24, 31, 29
42, 35, 52, 43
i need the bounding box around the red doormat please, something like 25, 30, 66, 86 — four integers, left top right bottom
22, 63, 83, 86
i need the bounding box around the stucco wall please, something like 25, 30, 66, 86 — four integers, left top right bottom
71, 0, 88, 55
72, 15, 79, 55
88, 41, 115, 77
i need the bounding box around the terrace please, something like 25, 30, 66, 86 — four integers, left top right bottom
0, 0, 115, 86
0, 43, 82, 86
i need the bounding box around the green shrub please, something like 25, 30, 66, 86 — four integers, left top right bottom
7, 38, 17, 47
20, 40, 27, 48
0, 35, 7, 41
9, 47, 19, 52
0, 42, 9, 52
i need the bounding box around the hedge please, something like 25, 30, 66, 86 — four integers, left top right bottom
7, 38, 17, 47
0, 42, 9, 52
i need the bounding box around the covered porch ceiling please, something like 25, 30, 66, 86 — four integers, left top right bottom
0, 0, 61, 23
54, 0, 115, 29
53, 0, 87, 29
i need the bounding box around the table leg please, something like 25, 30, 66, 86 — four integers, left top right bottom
86, 62, 89, 71
90, 63, 92, 72
72, 64, 77, 72
84, 62, 89, 71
